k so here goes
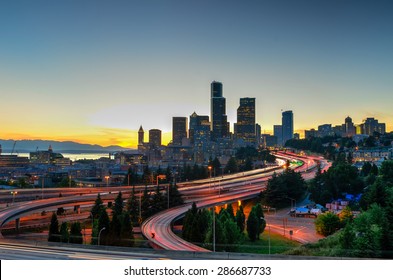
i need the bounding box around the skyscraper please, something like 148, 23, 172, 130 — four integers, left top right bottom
235, 97, 256, 145
282, 110, 294, 145
138, 125, 144, 145
172, 117, 188, 146
344, 116, 356, 137
149, 129, 162, 147
211, 81, 229, 140
189, 112, 209, 144
273, 125, 283, 146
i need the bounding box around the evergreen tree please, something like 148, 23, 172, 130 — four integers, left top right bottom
113, 191, 124, 217
120, 213, 134, 246
246, 209, 259, 241
92, 209, 110, 245
151, 185, 165, 214
126, 187, 139, 225
69, 222, 83, 244
226, 203, 235, 221
254, 203, 266, 238
60, 222, 69, 243
48, 212, 60, 242
141, 186, 152, 220
224, 157, 238, 174
236, 206, 246, 233
91, 193, 105, 219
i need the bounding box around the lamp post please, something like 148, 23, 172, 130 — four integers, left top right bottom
10, 191, 18, 205
261, 217, 271, 255
208, 166, 212, 194
212, 206, 216, 252
98, 227, 106, 246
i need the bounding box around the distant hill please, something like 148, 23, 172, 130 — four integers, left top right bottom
0, 139, 133, 153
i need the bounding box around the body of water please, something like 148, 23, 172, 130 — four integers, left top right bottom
2, 152, 110, 161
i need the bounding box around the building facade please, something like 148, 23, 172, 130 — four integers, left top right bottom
211, 81, 229, 140
235, 97, 256, 146
172, 117, 188, 146
282, 110, 294, 145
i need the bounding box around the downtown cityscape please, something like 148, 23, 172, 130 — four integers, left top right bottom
1, 0, 393, 272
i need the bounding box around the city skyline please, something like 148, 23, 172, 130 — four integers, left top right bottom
1, 1, 392, 148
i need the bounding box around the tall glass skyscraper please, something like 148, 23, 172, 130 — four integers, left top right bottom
282, 110, 294, 145
235, 97, 256, 145
172, 117, 188, 146
211, 81, 229, 140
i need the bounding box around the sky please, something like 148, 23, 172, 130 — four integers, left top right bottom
1, 0, 392, 148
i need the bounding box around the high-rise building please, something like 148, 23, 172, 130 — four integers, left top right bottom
344, 116, 356, 137
318, 124, 332, 137
149, 129, 162, 147
211, 81, 229, 140
361, 118, 386, 135
274, 125, 283, 146
255, 123, 261, 146
282, 110, 294, 145
138, 125, 144, 145
189, 112, 209, 144
172, 117, 188, 146
235, 97, 256, 145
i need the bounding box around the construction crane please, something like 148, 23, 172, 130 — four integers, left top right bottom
11, 141, 16, 155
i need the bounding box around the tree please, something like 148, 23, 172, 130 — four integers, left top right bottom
141, 186, 152, 220
315, 212, 341, 236
60, 222, 69, 243
235, 206, 245, 233
69, 222, 83, 244
48, 212, 60, 242
253, 203, 266, 238
339, 223, 355, 251
168, 183, 184, 207
151, 185, 165, 214
126, 187, 139, 225
339, 206, 353, 226
246, 209, 259, 241
113, 191, 124, 216
224, 157, 238, 174
380, 160, 393, 183
120, 213, 134, 246
91, 209, 110, 245
91, 193, 105, 219
226, 203, 235, 221
262, 170, 306, 208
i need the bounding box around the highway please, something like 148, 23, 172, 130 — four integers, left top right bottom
142, 153, 330, 251
0, 152, 331, 258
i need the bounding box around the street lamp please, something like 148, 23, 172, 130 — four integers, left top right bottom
208, 166, 212, 193
10, 191, 18, 204
105, 176, 110, 187
260, 217, 271, 255
212, 206, 216, 252
98, 227, 106, 246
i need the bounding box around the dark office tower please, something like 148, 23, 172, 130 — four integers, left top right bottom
149, 129, 162, 147
211, 81, 229, 140
255, 123, 261, 145
235, 98, 256, 145
138, 125, 144, 145
282, 110, 294, 145
274, 125, 283, 146
344, 116, 356, 137
189, 112, 209, 144
172, 117, 188, 146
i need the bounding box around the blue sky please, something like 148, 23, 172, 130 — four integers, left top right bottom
1, 0, 392, 147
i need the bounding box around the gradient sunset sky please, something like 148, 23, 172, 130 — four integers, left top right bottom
1, 0, 392, 148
